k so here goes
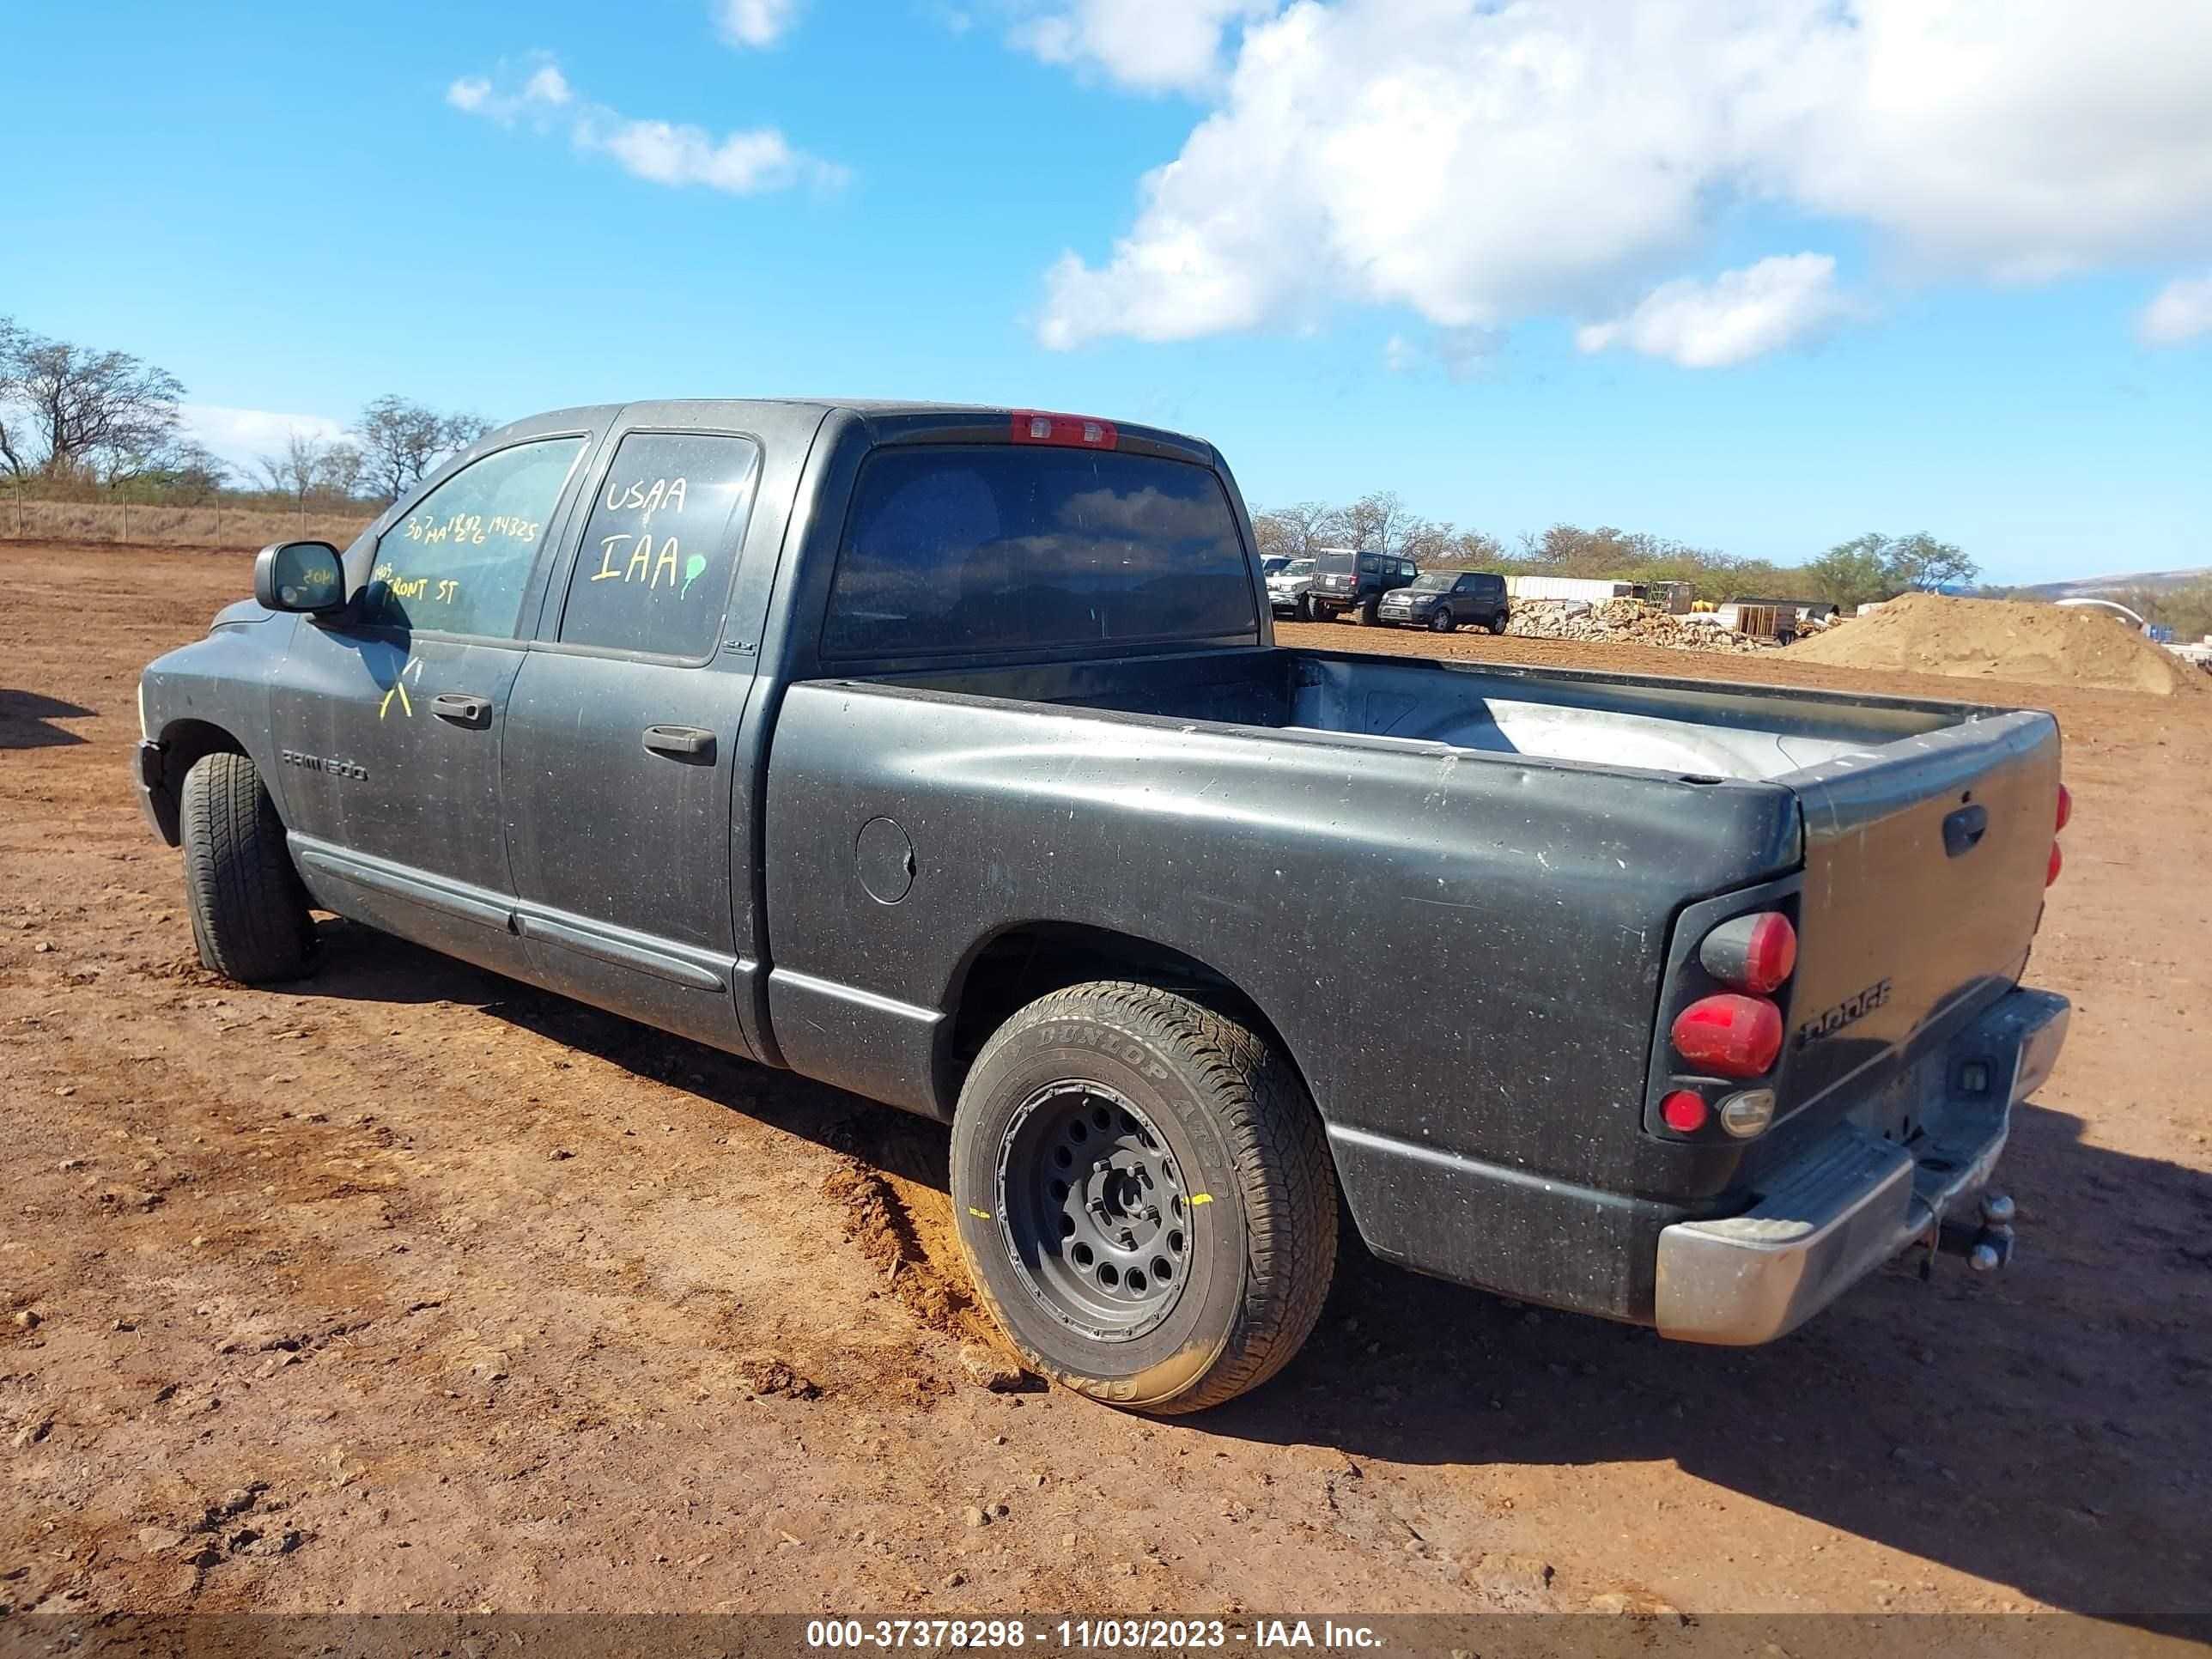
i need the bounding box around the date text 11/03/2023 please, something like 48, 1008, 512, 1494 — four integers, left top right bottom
804, 1620, 1384, 1650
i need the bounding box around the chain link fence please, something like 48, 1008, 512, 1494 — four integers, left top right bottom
1, 494, 374, 551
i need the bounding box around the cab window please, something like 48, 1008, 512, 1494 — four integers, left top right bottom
557, 433, 762, 658
367, 438, 586, 637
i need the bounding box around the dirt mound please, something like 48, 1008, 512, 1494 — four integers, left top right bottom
1790, 592, 2203, 696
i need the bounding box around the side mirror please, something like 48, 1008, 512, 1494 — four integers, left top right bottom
253, 541, 347, 614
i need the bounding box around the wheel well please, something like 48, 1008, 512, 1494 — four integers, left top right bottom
161, 719, 247, 775
144, 720, 247, 845
941, 923, 1306, 1107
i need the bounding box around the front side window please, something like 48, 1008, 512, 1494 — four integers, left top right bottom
367, 438, 586, 637
557, 433, 761, 658
823, 447, 1256, 659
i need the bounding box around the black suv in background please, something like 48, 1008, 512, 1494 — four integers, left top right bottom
1310, 549, 1417, 624
1378, 569, 1511, 634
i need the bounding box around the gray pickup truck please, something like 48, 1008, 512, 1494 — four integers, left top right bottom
134, 400, 2071, 1413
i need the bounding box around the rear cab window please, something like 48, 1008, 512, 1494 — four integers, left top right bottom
823, 447, 1257, 659
557, 432, 762, 659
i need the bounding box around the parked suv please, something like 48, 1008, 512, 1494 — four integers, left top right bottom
1310, 549, 1417, 625
1378, 569, 1511, 634
1267, 556, 1318, 620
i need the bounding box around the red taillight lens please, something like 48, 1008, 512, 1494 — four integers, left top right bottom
1671, 994, 1784, 1079
1660, 1090, 1709, 1133
2047, 840, 2063, 886
2056, 784, 2071, 833
1010, 410, 1118, 449
1698, 911, 1797, 994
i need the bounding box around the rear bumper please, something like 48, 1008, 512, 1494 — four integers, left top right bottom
1654, 988, 2069, 1345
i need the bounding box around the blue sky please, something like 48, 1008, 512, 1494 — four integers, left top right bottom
3, 0, 2208, 583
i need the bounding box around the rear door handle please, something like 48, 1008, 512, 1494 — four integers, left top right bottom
431, 692, 492, 727
643, 724, 715, 759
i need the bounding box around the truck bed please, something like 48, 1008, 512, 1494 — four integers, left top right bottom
879, 644, 1983, 781
769, 641, 2057, 1330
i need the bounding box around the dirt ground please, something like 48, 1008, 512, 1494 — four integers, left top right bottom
2, 543, 2207, 1631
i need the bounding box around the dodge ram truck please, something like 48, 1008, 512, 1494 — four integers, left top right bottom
134, 399, 2071, 1413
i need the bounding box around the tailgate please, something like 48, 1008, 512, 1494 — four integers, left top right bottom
1776, 709, 2059, 1121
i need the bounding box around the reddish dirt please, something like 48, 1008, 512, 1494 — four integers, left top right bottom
2, 544, 2207, 1627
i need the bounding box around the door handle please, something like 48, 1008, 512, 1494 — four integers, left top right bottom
431, 692, 492, 726
643, 724, 715, 759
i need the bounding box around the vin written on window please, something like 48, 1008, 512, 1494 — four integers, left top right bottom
558, 433, 763, 658
823, 448, 1259, 659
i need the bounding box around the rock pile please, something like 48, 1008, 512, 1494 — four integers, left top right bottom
1506, 599, 1775, 654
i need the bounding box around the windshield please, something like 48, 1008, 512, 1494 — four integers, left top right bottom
1410, 572, 1455, 592
1276, 559, 1315, 579
1260, 556, 1290, 576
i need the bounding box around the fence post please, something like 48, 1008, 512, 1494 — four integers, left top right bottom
122, 499, 130, 544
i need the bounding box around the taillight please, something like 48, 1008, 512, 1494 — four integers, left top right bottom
1698, 911, 1797, 994
1671, 994, 1784, 1078
2047, 780, 2069, 885
1010, 410, 1117, 449
1660, 1091, 1709, 1133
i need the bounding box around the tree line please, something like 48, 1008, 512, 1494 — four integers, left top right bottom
1255, 492, 1980, 607
0, 315, 490, 512
7, 313, 1996, 608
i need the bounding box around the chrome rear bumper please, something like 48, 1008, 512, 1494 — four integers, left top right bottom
1654, 988, 2069, 1345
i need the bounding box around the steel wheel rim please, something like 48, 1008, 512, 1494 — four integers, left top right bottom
996, 1081, 1194, 1343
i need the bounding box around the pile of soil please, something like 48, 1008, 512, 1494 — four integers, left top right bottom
1790, 592, 2203, 696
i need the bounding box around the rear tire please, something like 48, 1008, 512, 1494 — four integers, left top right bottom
180, 751, 314, 984
951, 981, 1337, 1414
1357, 598, 1379, 627
1488, 611, 1509, 635
1295, 595, 1313, 623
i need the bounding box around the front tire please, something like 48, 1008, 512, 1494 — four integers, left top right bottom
1428, 609, 1455, 634
180, 751, 314, 983
951, 981, 1337, 1414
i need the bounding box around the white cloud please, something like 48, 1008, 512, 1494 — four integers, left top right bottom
1577, 254, 1853, 368
448, 56, 845, 196
444, 59, 571, 124
179, 404, 350, 476
714, 0, 805, 48
1011, 0, 1277, 94
1036, 0, 2212, 355
580, 116, 847, 193
2138, 273, 2212, 347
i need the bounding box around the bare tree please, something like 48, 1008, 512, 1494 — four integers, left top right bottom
0, 316, 189, 484
1340, 490, 1416, 556
353, 395, 495, 504
317, 441, 365, 501
256, 430, 334, 509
